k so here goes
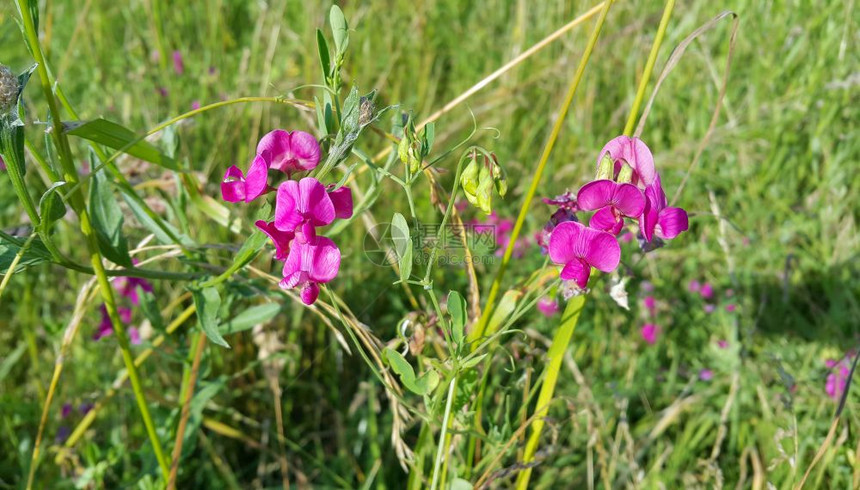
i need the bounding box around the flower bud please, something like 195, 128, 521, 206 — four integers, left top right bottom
0, 65, 17, 114
474, 164, 495, 214
460, 152, 480, 196
617, 163, 634, 184
595, 153, 614, 181
490, 154, 507, 197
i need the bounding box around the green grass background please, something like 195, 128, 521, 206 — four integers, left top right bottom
1, 0, 858, 487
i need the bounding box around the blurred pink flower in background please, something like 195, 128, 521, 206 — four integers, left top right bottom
700, 283, 714, 299
717, 340, 728, 349
688, 280, 701, 293
172, 50, 185, 75
825, 357, 853, 401
699, 369, 714, 381
641, 323, 659, 344
537, 297, 560, 317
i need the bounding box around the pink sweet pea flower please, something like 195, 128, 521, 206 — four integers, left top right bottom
113, 268, 154, 306
274, 178, 353, 243
191, 100, 201, 110
639, 175, 689, 242
597, 136, 657, 188
221, 154, 269, 203
643, 296, 656, 314
257, 130, 321, 174
725, 303, 737, 313
548, 221, 621, 289
537, 297, 560, 317
717, 340, 728, 349
280, 237, 341, 305
577, 179, 646, 234
704, 304, 715, 314
688, 280, 701, 293
699, 282, 714, 299
94, 305, 132, 340
255, 220, 295, 261
699, 369, 714, 381
641, 323, 659, 344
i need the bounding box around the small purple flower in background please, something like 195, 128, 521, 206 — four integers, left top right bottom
129, 327, 141, 345
577, 179, 646, 235
157, 87, 168, 98
537, 297, 560, 317
620, 232, 634, 243
699, 369, 714, 381
717, 340, 728, 349
113, 265, 153, 306
704, 304, 715, 314
825, 357, 853, 401
473, 212, 527, 257
725, 288, 735, 297
79, 402, 93, 415
191, 100, 201, 110
597, 135, 657, 188
725, 304, 737, 313
688, 280, 701, 293
638, 175, 689, 242
172, 50, 184, 75
221, 154, 269, 203
641, 281, 654, 292
643, 295, 656, 314
548, 221, 621, 289
275, 178, 352, 244
61, 403, 73, 418
641, 323, 659, 344
55, 426, 70, 444
700, 282, 714, 300
257, 130, 321, 175
280, 237, 341, 305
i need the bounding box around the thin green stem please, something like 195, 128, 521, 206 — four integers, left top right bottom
15, 1, 170, 483
429, 376, 457, 490
622, 0, 676, 136
514, 295, 586, 489
421, 154, 467, 285
469, 0, 614, 345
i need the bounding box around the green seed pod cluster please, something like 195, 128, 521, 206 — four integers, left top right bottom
460, 149, 506, 215
397, 116, 435, 174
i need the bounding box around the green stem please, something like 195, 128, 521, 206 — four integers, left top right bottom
469, 0, 614, 345
15, 1, 170, 483
421, 154, 467, 286
514, 295, 586, 489
429, 376, 457, 490
622, 0, 676, 136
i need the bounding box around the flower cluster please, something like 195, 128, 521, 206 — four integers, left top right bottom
221, 130, 352, 305
545, 136, 689, 291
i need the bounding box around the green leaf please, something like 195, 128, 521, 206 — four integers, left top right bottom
38, 181, 66, 228
447, 290, 467, 346
120, 188, 194, 247
487, 290, 523, 336
461, 353, 487, 370
448, 478, 473, 490
329, 5, 349, 56
220, 303, 281, 335
192, 287, 230, 348
161, 123, 181, 159
65, 118, 180, 171
390, 212, 410, 258
383, 348, 439, 395
399, 241, 413, 283
88, 167, 133, 267
316, 29, 331, 80
340, 86, 360, 133
0, 235, 51, 273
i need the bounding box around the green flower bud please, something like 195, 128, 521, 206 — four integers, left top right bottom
460, 153, 480, 196
491, 155, 507, 197
596, 153, 614, 181
474, 164, 494, 214
617, 163, 634, 184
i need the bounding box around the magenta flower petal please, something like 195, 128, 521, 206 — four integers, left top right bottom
589, 207, 623, 235
548, 221, 583, 265
577, 180, 616, 211
560, 258, 591, 288
537, 297, 560, 317
308, 237, 341, 283
255, 220, 294, 260
656, 207, 688, 239
328, 186, 354, 219
582, 227, 621, 272
298, 177, 335, 226
699, 369, 713, 381
257, 130, 292, 172
597, 135, 656, 187
300, 283, 320, 305
641, 323, 658, 344
221, 166, 246, 203
289, 131, 322, 171
613, 183, 646, 217
274, 180, 303, 232
257, 130, 321, 174
243, 155, 269, 202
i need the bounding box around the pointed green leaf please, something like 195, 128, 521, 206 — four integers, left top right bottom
316, 29, 331, 80
329, 5, 349, 56
0, 235, 51, 273
38, 181, 66, 227
88, 167, 132, 267
192, 287, 230, 348
220, 303, 281, 335
65, 118, 179, 171
447, 290, 467, 345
